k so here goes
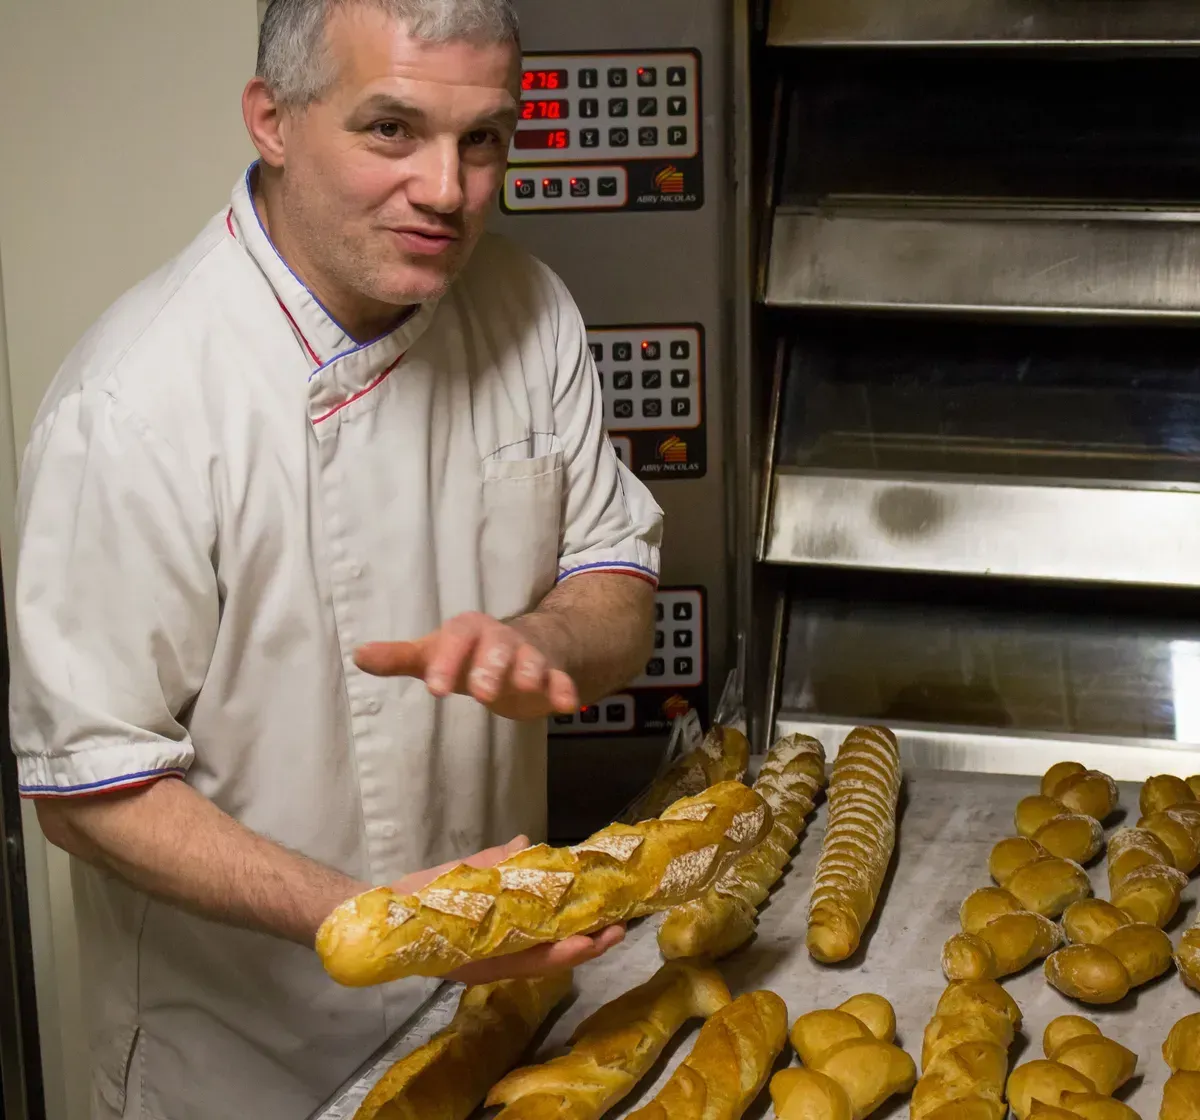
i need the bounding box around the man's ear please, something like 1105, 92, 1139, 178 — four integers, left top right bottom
243, 77, 288, 168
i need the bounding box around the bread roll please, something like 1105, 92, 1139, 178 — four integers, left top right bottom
806, 727, 901, 964
354, 973, 572, 1120
1007, 1016, 1135, 1119
910, 980, 1020, 1120
622, 725, 750, 823
773, 994, 916, 1119
659, 734, 826, 960
1014, 764, 1116, 863
317, 781, 772, 986
1162, 1014, 1200, 1119
487, 961, 731, 1119
625, 990, 787, 1119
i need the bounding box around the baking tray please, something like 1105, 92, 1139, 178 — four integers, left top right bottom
309, 769, 1200, 1119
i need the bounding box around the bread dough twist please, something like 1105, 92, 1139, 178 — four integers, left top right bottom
1006, 1016, 1137, 1119
317, 781, 772, 986
806, 727, 902, 964
659, 733, 826, 960
626, 990, 788, 1120
910, 980, 1022, 1120
486, 961, 731, 1119
770, 994, 916, 1119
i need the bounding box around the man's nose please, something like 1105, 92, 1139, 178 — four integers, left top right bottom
408, 137, 465, 214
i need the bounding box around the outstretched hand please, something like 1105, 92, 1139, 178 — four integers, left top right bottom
390, 835, 625, 985
355, 612, 580, 721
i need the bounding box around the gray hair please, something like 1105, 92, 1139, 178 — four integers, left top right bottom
258, 0, 521, 105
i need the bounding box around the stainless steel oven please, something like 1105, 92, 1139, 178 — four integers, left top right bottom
746, 3, 1200, 775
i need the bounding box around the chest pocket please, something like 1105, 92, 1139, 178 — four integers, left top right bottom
480, 440, 564, 619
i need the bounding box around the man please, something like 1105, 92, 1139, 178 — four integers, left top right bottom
8, 0, 662, 1116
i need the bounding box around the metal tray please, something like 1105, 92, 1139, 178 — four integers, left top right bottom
310, 768, 1198, 1119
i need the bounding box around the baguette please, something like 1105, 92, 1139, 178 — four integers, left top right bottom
622, 726, 751, 823
806, 727, 902, 963
910, 980, 1021, 1120
354, 973, 572, 1120
771, 993, 916, 1119
1007, 1016, 1137, 1120
943, 763, 1112, 984
485, 960, 731, 1119
659, 734, 826, 960
626, 991, 788, 1120
317, 781, 772, 986
1162, 1013, 1200, 1119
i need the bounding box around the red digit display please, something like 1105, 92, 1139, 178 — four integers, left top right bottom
522, 69, 569, 91
513, 129, 571, 150
520, 99, 569, 121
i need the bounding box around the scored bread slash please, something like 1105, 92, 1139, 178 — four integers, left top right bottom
316, 779, 772, 986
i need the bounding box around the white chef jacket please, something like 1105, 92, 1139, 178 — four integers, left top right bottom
9, 166, 663, 1120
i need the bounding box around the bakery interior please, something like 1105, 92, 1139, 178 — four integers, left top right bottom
8, 1, 1200, 1118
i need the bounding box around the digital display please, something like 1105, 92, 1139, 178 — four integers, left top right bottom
521, 99, 569, 121
522, 69, 569, 91
513, 129, 571, 151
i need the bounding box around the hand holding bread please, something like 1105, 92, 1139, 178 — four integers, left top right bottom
317, 781, 772, 985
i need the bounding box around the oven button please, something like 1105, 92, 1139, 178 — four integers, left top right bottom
667, 126, 688, 147
570, 177, 591, 198
613, 371, 633, 390
637, 66, 658, 87
667, 66, 687, 86
670, 340, 691, 360
638, 126, 659, 147
514, 179, 535, 200
580, 99, 600, 119
613, 342, 633, 361
670, 369, 690, 389
667, 96, 688, 116
609, 128, 629, 148
608, 68, 627, 88
581, 128, 600, 148
609, 98, 628, 118
541, 178, 562, 198
579, 68, 599, 89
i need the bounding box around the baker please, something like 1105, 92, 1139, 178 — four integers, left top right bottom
8, 1, 663, 1117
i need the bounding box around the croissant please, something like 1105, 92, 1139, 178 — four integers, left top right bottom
626, 990, 788, 1120
771, 993, 916, 1119
659, 733, 826, 960
486, 960, 731, 1119
806, 727, 902, 963
353, 973, 572, 1120
317, 781, 772, 985
1007, 1016, 1136, 1120
910, 980, 1021, 1120
622, 725, 751, 823
1162, 1013, 1200, 1119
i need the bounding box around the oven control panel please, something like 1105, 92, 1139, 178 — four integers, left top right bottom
590, 324, 706, 479
550, 587, 707, 736
502, 51, 703, 214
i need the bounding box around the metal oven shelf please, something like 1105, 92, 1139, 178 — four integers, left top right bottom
768, 0, 1200, 49
765, 205, 1200, 319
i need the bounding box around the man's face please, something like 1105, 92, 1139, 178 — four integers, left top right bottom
275, 7, 520, 310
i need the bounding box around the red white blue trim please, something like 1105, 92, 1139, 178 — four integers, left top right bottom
557, 561, 659, 588
20, 766, 189, 800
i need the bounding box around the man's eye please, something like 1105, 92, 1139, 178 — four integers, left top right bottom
373, 122, 407, 140
465, 129, 500, 147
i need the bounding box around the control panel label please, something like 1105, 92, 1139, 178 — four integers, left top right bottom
550, 587, 708, 737
502, 50, 703, 214
589, 325, 706, 479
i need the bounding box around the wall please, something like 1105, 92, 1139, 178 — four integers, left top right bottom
0, 2, 258, 1117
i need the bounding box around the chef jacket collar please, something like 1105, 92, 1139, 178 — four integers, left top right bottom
228, 164, 439, 419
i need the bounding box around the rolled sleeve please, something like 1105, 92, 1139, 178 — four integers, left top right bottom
10, 388, 218, 798
545, 276, 664, 588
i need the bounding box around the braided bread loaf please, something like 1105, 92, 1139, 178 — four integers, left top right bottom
625, 991, 788, 1120
1006, 1016, 1137, 1119
486, 961, 731, 1119
354, 973, 572, 1120
910, 980, 1021, 1120
659, 734, 826, 961
1014, 762, 1117, 864
317, 782, 772, 986
771, 994, 916, 1119
941, 763, 1111, 983
806, 727, 901, 964
622, 726, 750, 823
1161, 1013, 1200, 1119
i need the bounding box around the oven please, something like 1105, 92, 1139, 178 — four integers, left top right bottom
745, 2, 1200, 777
